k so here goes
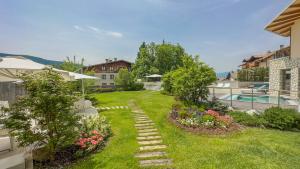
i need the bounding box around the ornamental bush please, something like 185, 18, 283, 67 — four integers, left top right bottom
5, 69, 81, 161
261, 107, 300, 130
76, 115, 111, 156
162, 55, 216, 105
228, 111, 267, 127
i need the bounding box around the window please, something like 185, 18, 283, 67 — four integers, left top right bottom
110, 83, 114, 86
101, 66, 106, 71
110, 74, 114, 79
102, 83, 107, 86
102, 74, 106, 79
110, 67, 114, 71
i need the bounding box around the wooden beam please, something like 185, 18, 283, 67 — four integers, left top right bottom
290, 4, 300, 8
281, 9, 300, 16
270, 22, 295, 32
274, 13, 300, 22
266, 16, 300, 28
278, 27, 291, 35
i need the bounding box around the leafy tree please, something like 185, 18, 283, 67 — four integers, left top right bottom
155, 43, 184, 74
60, 56, 84, 72
5, 69, 81, 161
237, 67, 269, 82
132, 42, 156, 79
61, 56, 96, 94
163, 55, 216, 105
132, 41, 185, 79
115, 68, 133, 90
115, 68, 144, 91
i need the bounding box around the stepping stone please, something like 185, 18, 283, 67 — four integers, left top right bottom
116, 106, 120, 109
134, 114, 146, 117
135, 116, 149, 119
135, 123, 154, 127
140, 159, 172, 167
138, 128, 157, 133
120, 106, 124, 109
138, 140, 163, 145
135, 117, 150, 122
125, 106, 129, 109
137, 136, 161, 141
134, 116, 147, 118
135, 151, 167, 158
106, 107, 110, 110
136, 120, 153, 124
138, 132, 159, 137
136, 126, 155, 130
139, 145, 167, 151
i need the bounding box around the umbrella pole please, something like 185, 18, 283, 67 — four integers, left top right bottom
81, 69, 85, 97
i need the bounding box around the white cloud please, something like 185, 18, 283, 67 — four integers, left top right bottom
73, 25, 84, 31
106, 31, 123, 38
87, 26, 100, 32
74, 25, 123, 38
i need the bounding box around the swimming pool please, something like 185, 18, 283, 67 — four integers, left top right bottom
221, 94, 297, 105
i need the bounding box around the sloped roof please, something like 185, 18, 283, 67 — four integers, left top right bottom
265, 0, 300, 37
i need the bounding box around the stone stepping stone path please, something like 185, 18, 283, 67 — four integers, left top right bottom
132, 109, 173, 167
99, 106, 129, 110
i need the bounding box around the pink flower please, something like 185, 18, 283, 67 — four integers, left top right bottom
91, 140, 98, 145
206, 110, 220, 117
92, 130, 99, 135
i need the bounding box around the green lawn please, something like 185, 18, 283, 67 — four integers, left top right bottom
71, 91, 300, 169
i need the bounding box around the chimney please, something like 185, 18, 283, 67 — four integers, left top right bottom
114, 58, 117, 61
280, 45, 284, 49
105, 59, 109, 63
267, 50, 272, 53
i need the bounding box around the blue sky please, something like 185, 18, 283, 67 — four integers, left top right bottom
0, 0, 291, 72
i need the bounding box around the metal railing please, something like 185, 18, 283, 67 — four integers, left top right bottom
209, 87, 299, 111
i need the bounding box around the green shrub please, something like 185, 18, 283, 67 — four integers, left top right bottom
5, 70, 81, 161
80, 115, 112, 139
201, 114, 215, 122
206, 100, 228, 114
84, 95, 99, 106
179, 110, 191, 119
76, 115, 111, 157
261, 107, 300, 130
128, 82, 144, 91
228, 111, 266, 127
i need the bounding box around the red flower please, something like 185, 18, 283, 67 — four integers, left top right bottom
206, 110, 220, 117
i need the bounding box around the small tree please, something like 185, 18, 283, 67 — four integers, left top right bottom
115, 68, 133, 90
163, 55, 216, 105
5, 69, 80, 161
115, 68, 144, 91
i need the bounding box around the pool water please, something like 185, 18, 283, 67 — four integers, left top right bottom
223, 94, 290, 105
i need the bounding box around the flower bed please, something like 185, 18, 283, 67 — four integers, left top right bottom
170, 101, 242, 135
33, 115, 111, 168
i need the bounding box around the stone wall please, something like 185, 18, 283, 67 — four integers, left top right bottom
269, 57, 300, 98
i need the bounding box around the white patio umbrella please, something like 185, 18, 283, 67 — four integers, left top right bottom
0, 56, 48, 82
53, 68, 99, 96
0, 56, 99, 95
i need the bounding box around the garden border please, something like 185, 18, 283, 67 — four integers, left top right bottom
168, 114, 244, 136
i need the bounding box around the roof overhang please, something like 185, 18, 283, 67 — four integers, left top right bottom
265, 0, 300, 37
